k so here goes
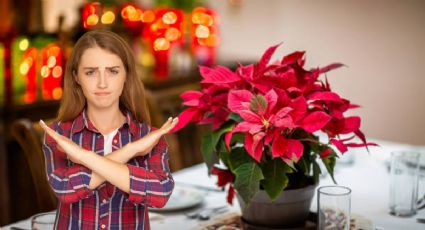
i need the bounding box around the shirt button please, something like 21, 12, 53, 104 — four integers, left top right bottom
101, 224, 106, 229
113, 139, 118, 144
102, 199, 107, 204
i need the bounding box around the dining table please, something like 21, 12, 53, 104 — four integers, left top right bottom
2, 139, 425, 230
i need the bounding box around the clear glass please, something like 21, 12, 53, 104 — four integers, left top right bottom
389, 151, 420, 216
318, 185, 351, 230
31, 212, 56, 230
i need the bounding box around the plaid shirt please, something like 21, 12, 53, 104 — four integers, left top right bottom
42, 110, 174, 230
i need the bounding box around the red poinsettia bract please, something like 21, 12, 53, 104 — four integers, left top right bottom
173, 44, 374, 161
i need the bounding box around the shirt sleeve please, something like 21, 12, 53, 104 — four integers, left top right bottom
127, 135, 174, 208
42, 122, 94, 204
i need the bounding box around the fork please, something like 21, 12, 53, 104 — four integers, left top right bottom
198, 207, 228, 220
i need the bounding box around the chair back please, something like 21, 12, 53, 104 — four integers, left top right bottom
11, 119, 57, 212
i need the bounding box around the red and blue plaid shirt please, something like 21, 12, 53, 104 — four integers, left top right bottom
42, 110, 174, 229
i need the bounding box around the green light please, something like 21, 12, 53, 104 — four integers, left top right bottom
19, 38, 29, 51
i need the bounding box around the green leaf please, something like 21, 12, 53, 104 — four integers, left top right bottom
228, 147, 255, 172
201, 124, 233, 173
312, 160, 321, 184
261, 159, 291, 200
297, 156, 309, 175
234, 162, 264, 206
228, 113, 243, 123
201, 133, 219, 173
322, 156, 337, 184
250, 95, 268, 114
230, 133, 244, 145
218, 140, 231, 167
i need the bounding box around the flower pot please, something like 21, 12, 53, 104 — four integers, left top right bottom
236, 184, 317, 228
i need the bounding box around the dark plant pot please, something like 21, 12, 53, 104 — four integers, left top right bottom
236, 184, 317, 228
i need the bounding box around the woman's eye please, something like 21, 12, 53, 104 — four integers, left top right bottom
85, 70, 95, 76
110, 69, 119, 75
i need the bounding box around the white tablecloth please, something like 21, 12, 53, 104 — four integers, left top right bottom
3, 139, 425, 230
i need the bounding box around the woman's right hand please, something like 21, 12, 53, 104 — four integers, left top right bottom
130, 117, 179, 157
39, 120, 87, 164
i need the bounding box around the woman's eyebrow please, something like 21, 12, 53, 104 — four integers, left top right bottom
81, 66, 120, 69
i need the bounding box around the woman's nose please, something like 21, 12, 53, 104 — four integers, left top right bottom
97, 72, 107, 88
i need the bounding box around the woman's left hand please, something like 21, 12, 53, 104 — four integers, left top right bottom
39, 120, 86, 164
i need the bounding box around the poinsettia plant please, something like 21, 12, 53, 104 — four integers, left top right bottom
172, 44, 376, 205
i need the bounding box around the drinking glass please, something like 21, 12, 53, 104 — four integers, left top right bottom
389, 151, 420, 216
318, 185, 351, 230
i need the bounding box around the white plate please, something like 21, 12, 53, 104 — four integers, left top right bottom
150, 185, 205, 212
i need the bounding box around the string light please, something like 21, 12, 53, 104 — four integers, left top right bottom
52, 66, 62, 78
86, 14, 99, 26
141, 10, 155, 23
47, 56, 56, 68
52, 87, 62, 100
101, 11, 115, 24
18, 39, 29, 51
41, 66, 50, 78
195, 25, 210, 38
153, 38, 170, 51
162, 11, 177, 24
165, 27, 181, 41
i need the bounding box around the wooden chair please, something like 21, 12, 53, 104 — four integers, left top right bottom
11, 119, 58, 213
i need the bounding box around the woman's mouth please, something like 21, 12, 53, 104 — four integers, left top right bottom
95, 92, 111, 96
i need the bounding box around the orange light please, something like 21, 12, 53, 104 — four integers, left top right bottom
47, 56, 56, 68
52, 87, 63, 100
122, 5, 142, 22
101, 11, 115, 24
20, 57, 33, 75
129, 9, 142, 21
197, 38, 207, 46
141, 10, 155, 23
87, 14, 99, 26
191, 12, 204, 24
162, 11, 177, 24
153, 38, 170, 51
205, 34, 219, 46
137, 9, 143, 21
200, 14, 213, 26
41, 66, 50, 78
195, 25, 210, 38
151, 20, 167, 32
193, 7, 207, 13
121, 6, 135, 19
47, 46, 60, 57
165, 28, 181, 41
20, 62, 30, 75
52, 66, 63, 78
89, 4, 98, 14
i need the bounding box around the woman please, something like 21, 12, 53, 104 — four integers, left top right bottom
40, 30, 177, 229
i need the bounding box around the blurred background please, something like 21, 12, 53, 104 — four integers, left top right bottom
0, 0, 424, 226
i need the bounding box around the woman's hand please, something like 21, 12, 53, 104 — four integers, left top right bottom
39, 120, 87, 164
131, 117, 178, 157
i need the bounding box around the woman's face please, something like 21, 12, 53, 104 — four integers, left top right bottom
76, 47, 126, 111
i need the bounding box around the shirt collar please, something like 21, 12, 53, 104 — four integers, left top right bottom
71, 109, 140, 136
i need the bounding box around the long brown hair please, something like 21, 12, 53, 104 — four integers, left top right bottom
57, 30, 150, 124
